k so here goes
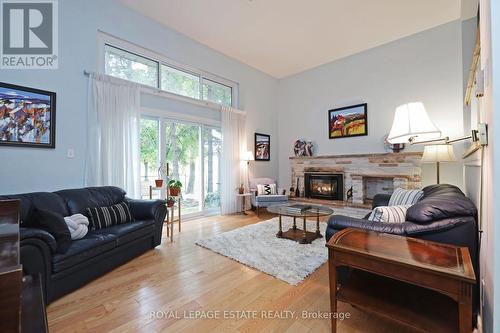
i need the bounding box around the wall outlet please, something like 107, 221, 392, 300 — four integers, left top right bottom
67, 149, 75, 159
478, 123, 488, 146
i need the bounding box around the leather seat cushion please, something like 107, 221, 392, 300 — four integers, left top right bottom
52, 232, 117, 273
255, 195, 288, 203
92, 220, 155, 245
55, 186, 126, 215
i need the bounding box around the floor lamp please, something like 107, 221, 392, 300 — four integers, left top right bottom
242, 151, 254, 191
421, 145, 457, 184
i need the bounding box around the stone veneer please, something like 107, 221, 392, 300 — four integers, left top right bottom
289, 152, 422, 205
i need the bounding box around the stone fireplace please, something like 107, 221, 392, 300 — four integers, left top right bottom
290, 152, 422, 207
304, 173, 343, 200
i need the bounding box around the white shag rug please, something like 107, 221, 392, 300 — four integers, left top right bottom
195, 217, 328, 285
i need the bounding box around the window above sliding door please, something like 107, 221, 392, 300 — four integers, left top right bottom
100, 33, 238, 108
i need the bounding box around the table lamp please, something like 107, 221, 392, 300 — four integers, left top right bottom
421, 144, 456, 184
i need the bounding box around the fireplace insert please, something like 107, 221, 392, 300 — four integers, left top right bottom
304, 173, 343, 200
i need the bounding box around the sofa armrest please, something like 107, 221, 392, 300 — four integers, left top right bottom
328, 215, 405, 235
328, 215, 475, 239
126, 198, 167, 246
20, 227, 55, 303
126, 198, 166, 220
20, 227, 57, 253
372, 194, 391, 209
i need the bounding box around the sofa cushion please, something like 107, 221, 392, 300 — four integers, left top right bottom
368, 205, 411, 223
86, 202, 133, 230
257, 184, 277, 195
51, 232, 117, 273
406, 184, 477, 224
92, 220, 155, 245
35, 209, 72, 254
255, 194, 288, 203
0, 192, 68, 227
388, 188, 423, 206
55, 186, 126, 215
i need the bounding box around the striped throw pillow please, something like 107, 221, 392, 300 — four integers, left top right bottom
388, 188, 423, 206
257, 184, 277, 195
86, 202, 133, 230
368, 204, 411, 223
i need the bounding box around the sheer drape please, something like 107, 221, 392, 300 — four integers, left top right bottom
85, 73, 141, 198
220, 106, 246, 214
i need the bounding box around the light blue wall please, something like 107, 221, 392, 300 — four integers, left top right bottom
277, 20, 471, 190
0, 0, 278, 194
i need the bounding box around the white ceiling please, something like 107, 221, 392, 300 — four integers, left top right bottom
120, 0, 477, 78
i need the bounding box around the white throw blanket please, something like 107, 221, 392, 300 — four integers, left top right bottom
64, 214, 89, 240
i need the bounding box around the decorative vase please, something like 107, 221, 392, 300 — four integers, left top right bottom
155, 179, 163, 188
295, 177, 301, 197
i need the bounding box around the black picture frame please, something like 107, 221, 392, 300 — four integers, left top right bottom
328, 103, 368, 139
255, 133, 270, 161
0, 82, 56, 149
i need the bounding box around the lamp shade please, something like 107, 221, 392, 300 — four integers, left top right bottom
421, 144, 456, 162
387, 102, 441, 144
242, 151, 254, 161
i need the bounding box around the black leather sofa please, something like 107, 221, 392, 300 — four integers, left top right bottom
0, 186, 167, 303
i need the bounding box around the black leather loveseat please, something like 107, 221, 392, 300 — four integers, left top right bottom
326, 184, 478, 269
326, 184, 479, 315
0, 186, 167, 303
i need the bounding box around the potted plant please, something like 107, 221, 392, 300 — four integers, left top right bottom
168, 179, 182, 196
155, 163, 167, 188
237, 184, 245, 194
166, 196, 176, 207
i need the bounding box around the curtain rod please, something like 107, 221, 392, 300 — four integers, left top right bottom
83, 70, 245, 115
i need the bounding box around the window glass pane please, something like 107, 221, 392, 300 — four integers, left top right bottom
161, 64, 200, 99
105, 45, 158, 87
140, 118, 160, 199
165, 122, 202, 215
203, 127, 222, 210
202, 79, 232, 107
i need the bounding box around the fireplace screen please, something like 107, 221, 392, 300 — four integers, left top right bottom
304, 173, 343, 200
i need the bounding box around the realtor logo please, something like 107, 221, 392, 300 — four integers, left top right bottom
1, 0, 58, 69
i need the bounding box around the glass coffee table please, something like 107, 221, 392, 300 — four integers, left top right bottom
267, 203, 334, 244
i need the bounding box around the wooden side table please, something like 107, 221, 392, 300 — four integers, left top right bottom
149, 186, 181, 242
327, 228, 476, 333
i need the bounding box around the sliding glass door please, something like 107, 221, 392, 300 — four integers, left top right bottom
140, 117, 221, 218
164, 121, 202, 215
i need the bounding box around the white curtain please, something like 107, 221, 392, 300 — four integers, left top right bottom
220, 106, 246, 214
85, 73, 141, 198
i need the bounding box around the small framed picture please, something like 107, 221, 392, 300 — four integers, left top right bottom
328, 103, 367, 139
0, 82, 56, 148
255, 133, 270, 161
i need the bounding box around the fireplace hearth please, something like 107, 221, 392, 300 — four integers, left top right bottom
304, 173, 343, 200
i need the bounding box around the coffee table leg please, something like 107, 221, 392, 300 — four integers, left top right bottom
300, 216, 308, 244
316, 214, 322, 237
277, 214, 283, 237
293, 217, 297, 230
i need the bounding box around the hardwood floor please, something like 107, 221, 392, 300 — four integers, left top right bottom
47, 212, 417, 333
